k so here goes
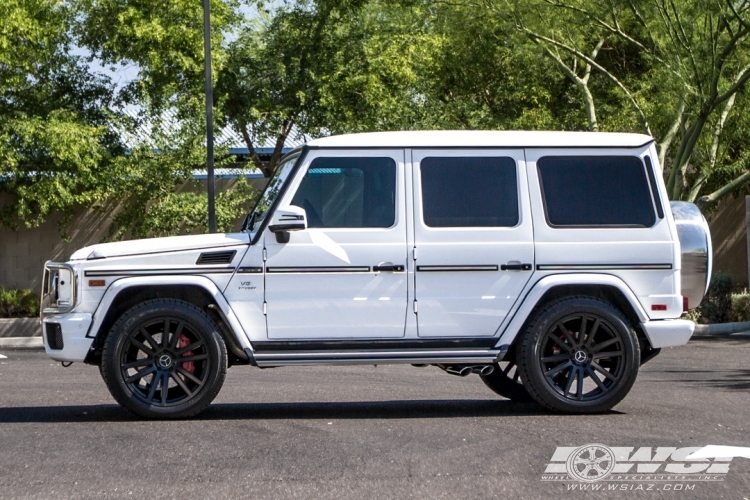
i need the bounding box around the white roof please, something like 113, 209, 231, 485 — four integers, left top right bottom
307, 130, 653, 149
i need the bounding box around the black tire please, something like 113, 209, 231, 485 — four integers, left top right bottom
101, 299, 227, 419
517, 296, 640, 414
480, 349, 534, 402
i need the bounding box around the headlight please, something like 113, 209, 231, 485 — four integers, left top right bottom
41, 262, 78, 315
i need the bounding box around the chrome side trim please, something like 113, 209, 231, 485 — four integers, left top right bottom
266, 266, 371, 273
84, 268, 235, 277
416, 265, 499, 272
253, 349, 503, 367
536, 264, 672, 271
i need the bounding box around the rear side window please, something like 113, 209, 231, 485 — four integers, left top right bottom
537, 156, 655, 227
291, 157, 396, 228
420, 156, 519, 227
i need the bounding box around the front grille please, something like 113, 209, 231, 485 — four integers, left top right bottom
45, 323, 64, 350
196, 250, 237, 265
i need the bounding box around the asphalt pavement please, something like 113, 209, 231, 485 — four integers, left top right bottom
0, 337, 749, 499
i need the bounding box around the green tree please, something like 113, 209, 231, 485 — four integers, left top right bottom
491, 0, 750, 204
0, 0, 118, 231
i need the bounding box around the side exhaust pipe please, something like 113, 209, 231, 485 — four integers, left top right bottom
438, 364, 473, 377
472, 365, 494, 376
438, 364, 494, 377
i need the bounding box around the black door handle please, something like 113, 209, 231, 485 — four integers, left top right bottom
501, 263, 533, 271
373, 263, 405, 272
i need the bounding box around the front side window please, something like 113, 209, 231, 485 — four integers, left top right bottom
537, 156, 655, 227
420, 156, 519, 227
291, 157, 396, 228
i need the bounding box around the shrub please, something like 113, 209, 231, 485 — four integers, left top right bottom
730, 291, 750, 323
700, 272, 733, 323
0, 288, 40, 318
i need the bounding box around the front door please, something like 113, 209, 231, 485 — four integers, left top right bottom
412, 149, 535, 337
264, 150, 408, 339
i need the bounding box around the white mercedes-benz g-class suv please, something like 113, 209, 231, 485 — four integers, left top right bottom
40, 131, 711, 418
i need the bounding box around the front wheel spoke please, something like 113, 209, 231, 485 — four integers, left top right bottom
590, 337, 619, 353
140, 328, 160, 351
129, 338, 155, 357
176, 365, 202, 385
591, 361, 617, 381
557, 322, 578, 348
576, 367, 584, 400
160, 372, 169, 405
541, 353, 570, 363
176, 340, 204, 356
169, 321, 184, 350
584, 319, 600, 348
146, 373, 159, 401
548, 333, 574, 353
545, 360, 572, 378
170, 372, 193, 398
563, 367, 577, 396
162, 320, 171, 348
125, 365, 156, 383
592, 350, 623, 360
122, 358, 154, 370
178, 354, 209, 363
585, 366, 607, 391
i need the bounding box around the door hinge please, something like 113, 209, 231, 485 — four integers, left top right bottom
263, 302, 267, 315
413, 247, 418, 260
413, 299, 418, 313
263, 248, 267, 261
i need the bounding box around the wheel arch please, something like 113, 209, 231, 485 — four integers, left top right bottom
84, 276, 251, 366
496, 274, 651, 350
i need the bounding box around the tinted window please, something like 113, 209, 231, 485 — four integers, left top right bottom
537, 156, 655, 227
420, 156, 519, 227
291, 157, 396, 228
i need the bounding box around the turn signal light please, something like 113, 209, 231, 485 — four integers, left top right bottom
89, 279, 106, 287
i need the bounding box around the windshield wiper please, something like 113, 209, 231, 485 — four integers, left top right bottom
241, 212, 257, 232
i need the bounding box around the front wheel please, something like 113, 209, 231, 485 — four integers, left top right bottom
517, 297, 640, 414
101, 299, 227, 419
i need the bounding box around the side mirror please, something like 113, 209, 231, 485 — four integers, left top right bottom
268, 205, 307, 243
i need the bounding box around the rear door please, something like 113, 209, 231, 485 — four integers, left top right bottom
411, 149, 534, 337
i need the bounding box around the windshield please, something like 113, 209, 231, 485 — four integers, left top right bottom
244, 153, 299, 234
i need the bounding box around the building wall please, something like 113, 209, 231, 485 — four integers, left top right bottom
706, 195, 748, 288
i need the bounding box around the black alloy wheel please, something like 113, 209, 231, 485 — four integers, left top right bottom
101, 299, 227, 419
517, 296, 640, 413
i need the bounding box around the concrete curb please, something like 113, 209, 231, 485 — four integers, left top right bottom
0, 318, 41, 338
0, 337, 44, 349
693, 321, 750, 336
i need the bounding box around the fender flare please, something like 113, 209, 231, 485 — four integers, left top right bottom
494, 273, 649, 348
86, 275, 254, 352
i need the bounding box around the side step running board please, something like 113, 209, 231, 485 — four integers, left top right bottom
244, 349, 504, 368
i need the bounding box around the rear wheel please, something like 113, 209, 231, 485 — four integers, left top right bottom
101, 299, 227, 419
480, 348, 533, 402
517, 296, 640, 413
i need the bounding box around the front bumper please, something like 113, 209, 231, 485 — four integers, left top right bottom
640, 319, 695, 348
42, 314, 94, 362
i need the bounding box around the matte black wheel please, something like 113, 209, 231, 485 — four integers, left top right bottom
480, 349, 533, 402
101, 299, 227, 419
517, 297, 640, 413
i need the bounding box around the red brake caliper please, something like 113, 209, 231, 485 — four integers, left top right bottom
178, 334, 195, 381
